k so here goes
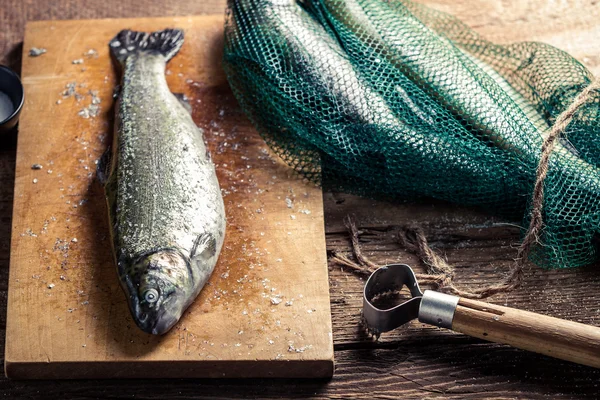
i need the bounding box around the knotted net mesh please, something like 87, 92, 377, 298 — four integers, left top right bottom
223, 0, 600, 269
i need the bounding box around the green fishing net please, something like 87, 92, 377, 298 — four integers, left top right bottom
223, 0, 600, 269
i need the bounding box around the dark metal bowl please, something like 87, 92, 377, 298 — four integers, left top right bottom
0, 65, 24, 132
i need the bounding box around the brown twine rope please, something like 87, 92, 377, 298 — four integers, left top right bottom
518, 78, 600, 264
330, 78, 600, 299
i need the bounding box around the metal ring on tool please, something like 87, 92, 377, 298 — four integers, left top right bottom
418, 290, 459, 329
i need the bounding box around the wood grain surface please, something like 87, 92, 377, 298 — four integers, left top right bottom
0, 0, 599, 398
5, 15, 333, 379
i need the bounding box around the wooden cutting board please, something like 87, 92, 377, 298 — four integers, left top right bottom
5, 16, 334, 379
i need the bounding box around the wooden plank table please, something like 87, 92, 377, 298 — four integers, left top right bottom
1, 0, 599, 398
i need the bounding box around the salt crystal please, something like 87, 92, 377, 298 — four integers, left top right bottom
29, 47, 47, 57
270, 297, 282, 305
47, 283, 55, 289
84, 49, 97, 57
72, 59, 84, 64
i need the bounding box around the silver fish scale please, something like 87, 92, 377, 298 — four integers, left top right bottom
108, 53, 225, 281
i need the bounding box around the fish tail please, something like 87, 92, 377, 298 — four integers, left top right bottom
109, 28, 184, 65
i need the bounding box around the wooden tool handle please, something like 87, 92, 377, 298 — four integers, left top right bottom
452, 298, 600, 368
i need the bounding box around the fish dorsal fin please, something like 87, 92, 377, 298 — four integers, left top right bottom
191, 233, 217, 261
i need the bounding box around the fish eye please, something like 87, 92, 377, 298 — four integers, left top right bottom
143, 288, 159, 303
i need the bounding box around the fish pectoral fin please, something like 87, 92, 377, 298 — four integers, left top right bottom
191, 233, 217, 261
97, 146, 112, 185
173, 93, 192, 114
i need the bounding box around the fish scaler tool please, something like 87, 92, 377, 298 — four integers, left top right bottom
363, 264, 600, 368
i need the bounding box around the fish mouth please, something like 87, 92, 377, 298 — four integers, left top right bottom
148, 312, 179, 335
130, 298, 180, 335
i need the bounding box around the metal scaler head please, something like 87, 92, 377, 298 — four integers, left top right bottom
362, 264, 423, 337
362, 264, 600, 369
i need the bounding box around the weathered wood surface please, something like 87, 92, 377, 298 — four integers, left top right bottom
0, 0, 599, 397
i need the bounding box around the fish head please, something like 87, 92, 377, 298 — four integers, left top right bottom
126, 249, 193, 335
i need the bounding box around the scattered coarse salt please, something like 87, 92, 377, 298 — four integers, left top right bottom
47, 283, 55, 289
288, 344, 312, 353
